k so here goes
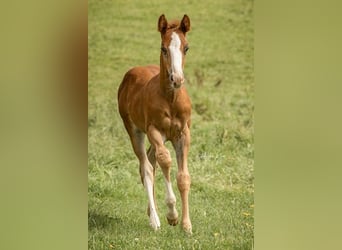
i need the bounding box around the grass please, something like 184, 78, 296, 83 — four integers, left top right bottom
89, 0, 254, 249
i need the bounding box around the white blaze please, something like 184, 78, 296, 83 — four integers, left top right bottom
168, 32, 184, 82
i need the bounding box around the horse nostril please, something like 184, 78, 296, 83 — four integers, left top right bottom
170, 75, 174, 82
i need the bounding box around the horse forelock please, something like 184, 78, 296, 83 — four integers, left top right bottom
167, 20, 180, 30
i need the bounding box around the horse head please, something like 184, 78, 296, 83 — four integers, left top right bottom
158, 14, 191, 89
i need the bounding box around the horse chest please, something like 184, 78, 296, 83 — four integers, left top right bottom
160, 111, 188, 139
146, 89, 191, 139
161, 117, 185, 139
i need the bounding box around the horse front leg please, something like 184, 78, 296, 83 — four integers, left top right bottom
172, 125, 192, 234
147, 125, 179, 227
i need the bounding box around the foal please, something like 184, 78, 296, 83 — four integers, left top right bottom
117, 14, 192, 233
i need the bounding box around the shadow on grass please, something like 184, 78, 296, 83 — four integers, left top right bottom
88, 209, 151, 233
88, 211, 123, 231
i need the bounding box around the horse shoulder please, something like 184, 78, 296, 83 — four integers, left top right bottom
143, 82, 171, 132
118, 65, 160, 132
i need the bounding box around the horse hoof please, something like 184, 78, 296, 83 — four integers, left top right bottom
150, 223, 161, 231
148, 209, 161, 231
167, 216, 178, 226
182, 222, 192, 235
150, 217, 161, 231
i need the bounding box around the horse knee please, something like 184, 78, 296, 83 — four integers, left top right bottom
155, 148, 171, 168
177, 172, 191, 191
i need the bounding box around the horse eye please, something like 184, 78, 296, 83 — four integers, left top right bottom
161, 47, 167, 55
184, 46, 189, 54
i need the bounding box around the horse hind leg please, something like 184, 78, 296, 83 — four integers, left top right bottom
146, 146, 158, 217
126, 124, 161, 230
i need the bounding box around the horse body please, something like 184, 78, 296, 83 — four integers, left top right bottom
118, 65, 160, 131
118, 14, 192, 234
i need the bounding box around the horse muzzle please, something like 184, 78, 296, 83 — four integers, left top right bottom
170, 73, 184, 88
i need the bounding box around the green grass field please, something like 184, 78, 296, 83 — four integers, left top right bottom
89, 0, 254, 249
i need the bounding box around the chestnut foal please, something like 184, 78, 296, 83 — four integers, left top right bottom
118, 14, 192, 233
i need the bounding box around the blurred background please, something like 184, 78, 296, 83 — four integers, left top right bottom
0, 1, 87, 249
1, 0, 342, 249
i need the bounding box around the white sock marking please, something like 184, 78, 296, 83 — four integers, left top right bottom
164, 177, 178, 220
144, 167, 160, 230
164, 179, 176, 205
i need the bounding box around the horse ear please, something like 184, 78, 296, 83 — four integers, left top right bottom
180, 14, 190, 33
158, 14, 168, 33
